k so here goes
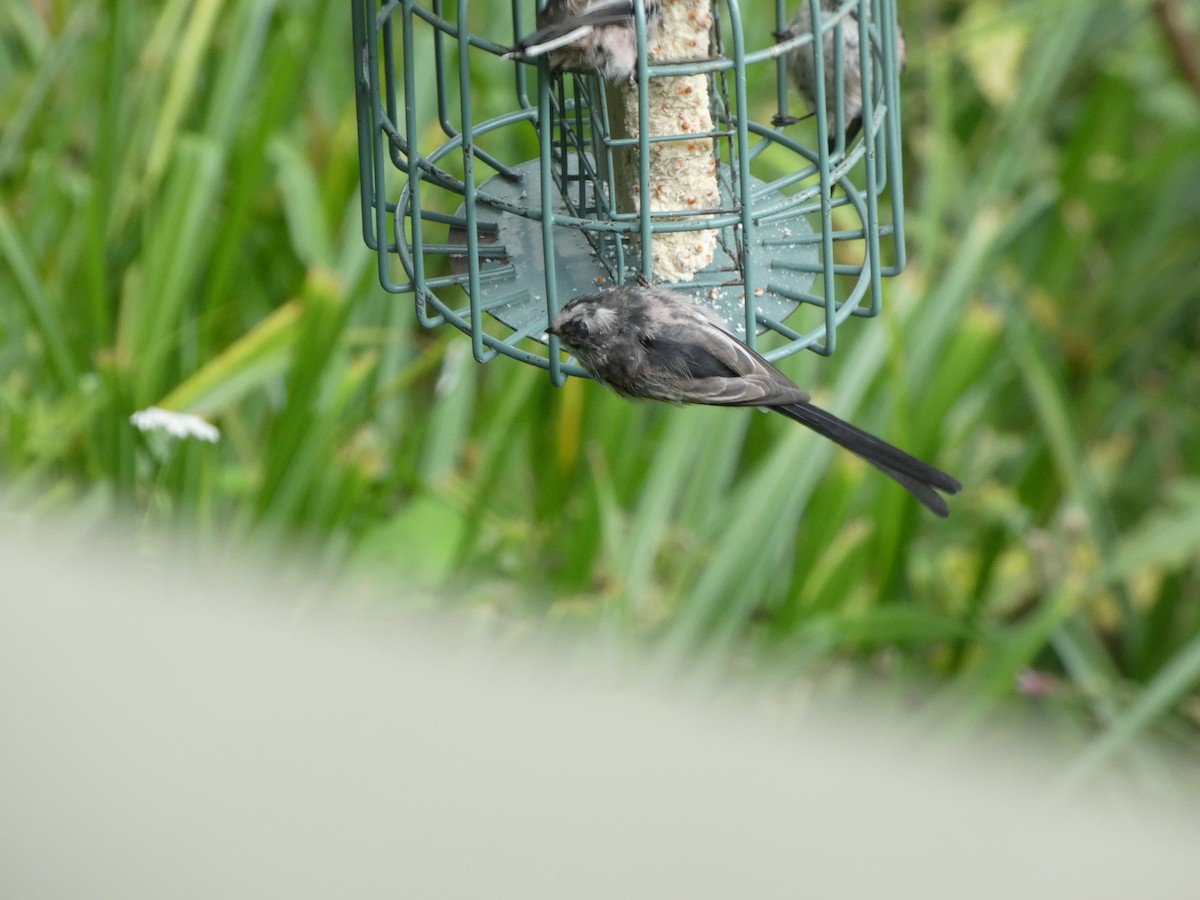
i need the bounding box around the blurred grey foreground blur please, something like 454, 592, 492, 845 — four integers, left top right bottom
1, 525, 1198, 900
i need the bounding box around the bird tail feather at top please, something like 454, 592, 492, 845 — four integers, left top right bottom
505, 25, 595, 59
505, 1, 648, 58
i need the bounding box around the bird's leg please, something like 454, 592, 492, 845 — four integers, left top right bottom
771, 110, 815, 128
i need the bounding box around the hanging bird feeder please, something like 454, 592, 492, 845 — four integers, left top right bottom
351, 0, 907, 384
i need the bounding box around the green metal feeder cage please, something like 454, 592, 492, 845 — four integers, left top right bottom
351, 0, 906, 384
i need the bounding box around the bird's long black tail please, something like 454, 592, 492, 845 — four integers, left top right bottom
774, 401, 961, 517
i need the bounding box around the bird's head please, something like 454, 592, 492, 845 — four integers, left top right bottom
547, 293, 624, 351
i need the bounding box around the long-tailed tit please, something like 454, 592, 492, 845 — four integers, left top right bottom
773, 1, 906, 152
505, 0, 662, 83
548, 285, 960, 516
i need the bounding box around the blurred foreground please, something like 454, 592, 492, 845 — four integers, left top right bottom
2, 522, 1199, 898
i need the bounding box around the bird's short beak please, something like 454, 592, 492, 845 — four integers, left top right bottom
546, 322, 559, 337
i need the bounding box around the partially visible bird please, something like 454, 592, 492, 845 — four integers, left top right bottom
548, 285, 961, 517
772, 0, 906, 153
504, 0, 662, 84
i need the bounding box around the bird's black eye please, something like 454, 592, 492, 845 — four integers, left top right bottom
557, 317, 588, 341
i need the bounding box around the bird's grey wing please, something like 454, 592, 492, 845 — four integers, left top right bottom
643, 317, 810, 407
785, 8, 817, 102
844, 8, 861, 49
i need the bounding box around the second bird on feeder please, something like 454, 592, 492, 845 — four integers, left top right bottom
773, 0, 906, 153
505, 0, 662, 83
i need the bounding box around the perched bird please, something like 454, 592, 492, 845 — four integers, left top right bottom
772, 0, 906, 152
548, 285, 960, 516
505, 0, 662, 83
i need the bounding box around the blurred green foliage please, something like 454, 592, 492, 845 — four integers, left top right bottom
1, 0, 1198, 788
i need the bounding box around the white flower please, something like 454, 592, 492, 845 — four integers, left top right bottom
129, 407, 220, 443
